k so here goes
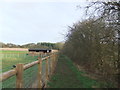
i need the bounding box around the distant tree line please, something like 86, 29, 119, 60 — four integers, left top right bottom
0, 42, 64, 50
62, 1, 119, 87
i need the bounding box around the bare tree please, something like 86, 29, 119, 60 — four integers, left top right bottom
85, 1, 120, 87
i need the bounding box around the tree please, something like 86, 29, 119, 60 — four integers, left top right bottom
85, 1, 120, 87
63, 18, 118, 87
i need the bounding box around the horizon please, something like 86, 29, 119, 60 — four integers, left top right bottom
0, 41, 65, 46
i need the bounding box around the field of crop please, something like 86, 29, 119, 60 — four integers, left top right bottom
0, 50, 46, 88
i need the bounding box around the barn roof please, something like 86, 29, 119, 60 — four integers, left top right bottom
29, 48, 51, 50
28, 48, 52, 52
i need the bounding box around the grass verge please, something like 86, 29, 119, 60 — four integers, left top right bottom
47, 55, 115, 88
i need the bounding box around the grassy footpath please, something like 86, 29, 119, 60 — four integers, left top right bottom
47, 55, 114, 88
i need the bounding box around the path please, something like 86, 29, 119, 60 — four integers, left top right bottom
47, 55, 113, 88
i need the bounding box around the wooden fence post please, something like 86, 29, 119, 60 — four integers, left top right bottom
53, 53, 56, 72
48, 53, 51, 75
51, 53, 54, 74
38, 59, 42, 88
46, 58, 49, 81
54, 53, 57, 68
49, 53, 52, 77
16, 64, 24, 88
50, 54, 52, 76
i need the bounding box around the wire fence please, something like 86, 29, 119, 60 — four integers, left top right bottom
1, 52, 58, 88
41, 60, 46, 85
1, 53, 39, 73
2, 75, 16, 88
23, 64, 38, 88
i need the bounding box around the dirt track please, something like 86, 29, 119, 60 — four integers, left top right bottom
0, 48, 28, 51
0, 48, 58, 52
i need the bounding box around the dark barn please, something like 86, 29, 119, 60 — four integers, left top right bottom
28, 48, 52, 53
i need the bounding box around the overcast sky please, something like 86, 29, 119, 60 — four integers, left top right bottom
0, 1, 87, 45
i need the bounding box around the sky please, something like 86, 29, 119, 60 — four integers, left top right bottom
0, 0, 88, 45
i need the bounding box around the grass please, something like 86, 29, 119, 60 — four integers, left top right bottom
47, 55, 115, 88
1, 50, 53, 88
1, 50, 46, 88
1, 51, 39, 72
1, 50, 115, 88
0, 50, 28, 53
23, 64, 38, 88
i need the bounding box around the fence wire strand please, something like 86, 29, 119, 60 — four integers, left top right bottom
1, 51, 57, 88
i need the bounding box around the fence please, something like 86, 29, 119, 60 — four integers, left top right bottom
0, 52, 58, 88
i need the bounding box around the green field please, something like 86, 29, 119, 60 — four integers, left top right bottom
1, 50, 40, 72
1, 50, 52, 88
0, 50, 42, 88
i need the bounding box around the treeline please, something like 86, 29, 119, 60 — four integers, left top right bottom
0, 42, 64, 50
62, 1, 119, 87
